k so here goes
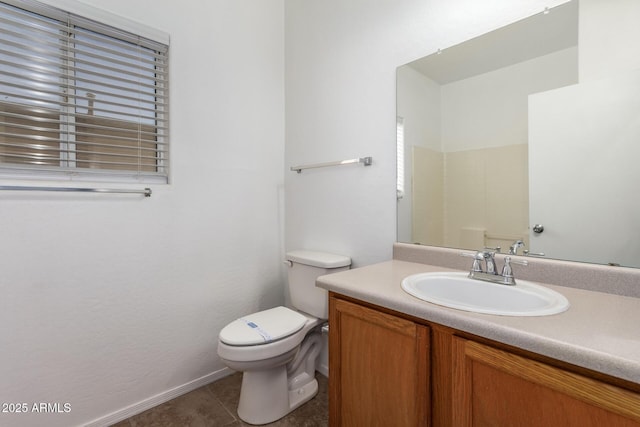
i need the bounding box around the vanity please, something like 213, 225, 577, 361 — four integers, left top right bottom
317, 243, 640, 426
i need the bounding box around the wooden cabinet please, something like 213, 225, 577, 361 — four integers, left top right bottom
329, 293, 640, 427
329, 296, 430, 426
452, 337, 640, 427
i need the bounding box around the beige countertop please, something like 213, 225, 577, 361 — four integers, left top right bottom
316, 259, 640, 384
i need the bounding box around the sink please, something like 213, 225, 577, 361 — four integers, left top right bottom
401, 272, 569, 316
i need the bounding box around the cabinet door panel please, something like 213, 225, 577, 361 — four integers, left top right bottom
329, 297, 429, 427
453, 337, 640, 427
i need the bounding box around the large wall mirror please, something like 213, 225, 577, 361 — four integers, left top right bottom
397, 0, 640, 268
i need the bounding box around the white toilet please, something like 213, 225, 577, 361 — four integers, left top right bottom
217, 250, 351, 425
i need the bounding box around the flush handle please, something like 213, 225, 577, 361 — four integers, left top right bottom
532, 224, 545, 234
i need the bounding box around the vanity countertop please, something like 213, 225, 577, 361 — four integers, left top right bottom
316, 259, 640, 384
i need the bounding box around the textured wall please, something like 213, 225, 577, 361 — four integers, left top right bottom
0, 1, 285, 426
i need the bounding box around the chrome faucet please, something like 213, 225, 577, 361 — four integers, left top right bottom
509, 240, 525, 255
461, 250, 528, 286
482, 251, 498, 274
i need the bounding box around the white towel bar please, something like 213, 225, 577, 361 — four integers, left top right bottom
0, 185, 152, 197
290, 156, 372, 173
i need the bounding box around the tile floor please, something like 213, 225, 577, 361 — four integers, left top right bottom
111, 372, 328, 427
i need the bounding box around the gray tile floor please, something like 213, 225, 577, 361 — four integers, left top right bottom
111, 372, 328, 427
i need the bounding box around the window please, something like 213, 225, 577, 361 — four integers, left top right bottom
0, 0, 169, 183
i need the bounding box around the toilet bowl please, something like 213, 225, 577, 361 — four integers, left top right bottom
217, 250, 350, 425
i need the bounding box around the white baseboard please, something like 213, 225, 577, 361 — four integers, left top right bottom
83, 367, 234, 427
317, 362, 329, 378
317, 333, 329, 378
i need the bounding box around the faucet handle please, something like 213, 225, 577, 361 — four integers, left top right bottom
501, 256, 528, 283
482, 251, 498, 274
509, 240, 525, 255
460, 251, 485, 272
502, 256, 513, 276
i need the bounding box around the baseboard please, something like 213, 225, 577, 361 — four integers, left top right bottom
317, 333, 329, 378
83, 367, 234, 427
318, 362, 329, 378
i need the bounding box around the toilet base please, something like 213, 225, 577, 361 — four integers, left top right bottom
288, 375, 318, 413
237, 367, 318, 425
236, 331, 323, 425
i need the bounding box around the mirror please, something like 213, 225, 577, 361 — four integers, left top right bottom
397, 0, 640, 268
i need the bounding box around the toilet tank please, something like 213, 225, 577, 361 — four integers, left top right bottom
286, 250, 351, 319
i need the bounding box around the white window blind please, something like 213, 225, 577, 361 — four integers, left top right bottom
0, 0, 169, 183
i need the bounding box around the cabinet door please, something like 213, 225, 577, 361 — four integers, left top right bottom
329, 296, 430, 427
452, 337, 640, 426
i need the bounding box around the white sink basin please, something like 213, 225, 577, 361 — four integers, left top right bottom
401, 272, 569, 316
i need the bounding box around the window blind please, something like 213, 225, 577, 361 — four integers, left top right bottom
0, 0, 169, 183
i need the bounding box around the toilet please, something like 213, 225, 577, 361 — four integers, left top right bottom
217, 250, 351, 425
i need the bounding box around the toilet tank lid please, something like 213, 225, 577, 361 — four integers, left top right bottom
286, 250, 351, 268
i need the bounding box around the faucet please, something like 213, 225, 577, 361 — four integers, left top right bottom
466, 250, 498, 274
509, 240, 525, 255
482, 251, 498, 274
461, 250, 528, 285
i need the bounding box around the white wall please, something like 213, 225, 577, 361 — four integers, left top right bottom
579, 0, 640, 81
0, 1, 284, 426
397, 66, 442, 152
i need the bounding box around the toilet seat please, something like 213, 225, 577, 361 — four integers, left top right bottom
219, 306, 308, 346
